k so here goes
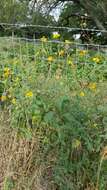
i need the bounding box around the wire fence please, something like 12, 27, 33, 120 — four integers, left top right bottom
0, 23, 107, 67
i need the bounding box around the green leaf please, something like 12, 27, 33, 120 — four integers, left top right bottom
44, 111, 55, 124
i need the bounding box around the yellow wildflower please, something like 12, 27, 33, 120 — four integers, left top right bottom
58, 50, 65, 56
52, 32, 60, 39
40, 36, 47, 42
67, 60, 73, 65
4, 67, 10, 72
25, 91, 33, 98
1, 95, 7, 101
4, 72, 9, 78
47, 56, 54, 62
88, 82, 96, 90
79, 50, 87, 56
92, 57, 100, 63
11, 98, 16, 105
72, 139, 81, 149
3, 67, 10, 77
80, 91, 85, 97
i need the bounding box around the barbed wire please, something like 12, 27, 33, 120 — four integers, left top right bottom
0, 23, 107, 33
0, 25, 107, 67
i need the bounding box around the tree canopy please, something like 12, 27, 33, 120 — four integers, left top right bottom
0, 0, 107, 43
41, 0, 107, 43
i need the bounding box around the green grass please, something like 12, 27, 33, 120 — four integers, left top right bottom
0, 37, 107, 190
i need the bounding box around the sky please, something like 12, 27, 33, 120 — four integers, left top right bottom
50, 3, 63, 21
50, 7, 61, 21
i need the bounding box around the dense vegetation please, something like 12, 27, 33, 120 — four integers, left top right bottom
0, 1, 107, 189
0, 34, 107, 189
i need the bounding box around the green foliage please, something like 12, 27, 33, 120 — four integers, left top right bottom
58, 1, 107, 43
0, 0, 56, 38
41, 93, 106, 189
0, 38, 107, 189
0, 0, 28, 23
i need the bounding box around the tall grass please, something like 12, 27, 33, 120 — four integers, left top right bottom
0, 38, 107, 189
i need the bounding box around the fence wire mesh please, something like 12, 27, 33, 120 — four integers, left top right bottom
0, 23, 107, 76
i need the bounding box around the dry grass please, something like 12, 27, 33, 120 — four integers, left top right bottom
0, 110, 47, 190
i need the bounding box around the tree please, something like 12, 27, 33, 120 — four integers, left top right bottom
41, 0, 107, 31
40, 0, 107, 43
0, 0, 107, 43
0, 0, 28, 23
0, 0, 55, 37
